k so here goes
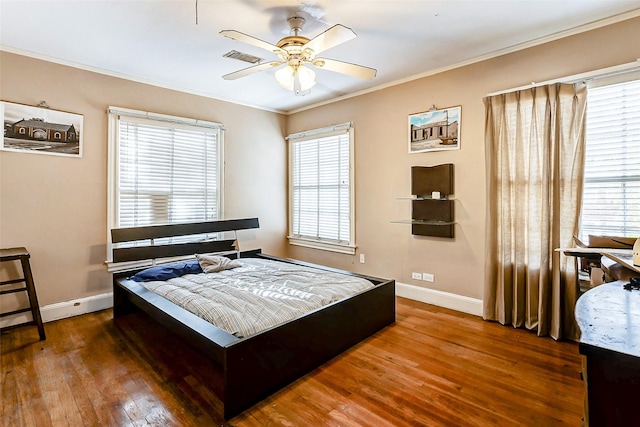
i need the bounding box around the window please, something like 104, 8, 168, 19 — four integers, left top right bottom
287, 122, 355, 254
580, 77, 640, 240
107, 107, 223, 265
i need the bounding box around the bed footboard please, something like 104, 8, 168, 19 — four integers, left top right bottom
222, 277, 396, 419
113, 274, 238, 363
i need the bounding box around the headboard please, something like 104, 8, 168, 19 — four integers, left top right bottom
111, 218, 260, 263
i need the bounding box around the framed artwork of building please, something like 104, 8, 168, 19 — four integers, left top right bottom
408, 106, 461, 154
1, 101, 83, 158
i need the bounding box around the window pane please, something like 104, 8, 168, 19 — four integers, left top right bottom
290, 131, 352, 245
117, 118, 219, 228
581, 79, 640, 240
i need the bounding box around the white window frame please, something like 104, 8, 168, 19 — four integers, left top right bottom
287, 122, 356, 255
106, 106, 224, 271
580, 71, 640, 241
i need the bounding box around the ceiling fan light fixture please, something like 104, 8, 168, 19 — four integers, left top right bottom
221, 19, 375, 95
275, 64, 316, 95
296, 64, 316, 91
275, 65, 295, 89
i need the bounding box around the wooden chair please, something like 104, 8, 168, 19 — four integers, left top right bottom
0, 247, 46, 340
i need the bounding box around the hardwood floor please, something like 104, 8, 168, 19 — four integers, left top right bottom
1, 297, 584, 426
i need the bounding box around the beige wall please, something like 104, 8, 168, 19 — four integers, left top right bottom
285, 17, 640, 300
0, 52, 288, 308
1, 16, 639, 314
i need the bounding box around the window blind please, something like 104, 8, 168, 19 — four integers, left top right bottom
581, 79, 640, 240
116, 116, 220, 228
290, 130, 352, 246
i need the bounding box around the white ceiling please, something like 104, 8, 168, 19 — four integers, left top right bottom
1, 1, 640, 114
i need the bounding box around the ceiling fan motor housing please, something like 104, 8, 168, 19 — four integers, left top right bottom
277, 16, 316, 65
288, 16, 306, 35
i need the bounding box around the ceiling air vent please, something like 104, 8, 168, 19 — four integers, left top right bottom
223, 50, 263, 64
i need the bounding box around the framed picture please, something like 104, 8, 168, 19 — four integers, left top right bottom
1, 101, 83, 158
408, 106, 461, 154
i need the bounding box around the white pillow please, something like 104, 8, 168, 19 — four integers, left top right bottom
195, 253, 241, 273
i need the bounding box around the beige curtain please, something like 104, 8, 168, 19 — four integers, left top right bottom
483, 83, 587, 340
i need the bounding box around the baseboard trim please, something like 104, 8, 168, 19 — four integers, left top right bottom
396, 282, 483, 316
0, 292, 113, 328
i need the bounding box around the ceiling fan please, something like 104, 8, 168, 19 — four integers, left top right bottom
220, 17, 377, 96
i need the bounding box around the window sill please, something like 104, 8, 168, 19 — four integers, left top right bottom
287, 236, 356, 255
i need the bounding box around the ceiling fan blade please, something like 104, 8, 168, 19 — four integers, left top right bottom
222, 62, 282, 80
301, 24, 356, 57
220, 30, 287, 57
311, 58, 377, 80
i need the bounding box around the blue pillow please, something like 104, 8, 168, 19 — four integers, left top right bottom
130, 260, 203, 282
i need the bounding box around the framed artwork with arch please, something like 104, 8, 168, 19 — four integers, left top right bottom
1, 100, 83, 158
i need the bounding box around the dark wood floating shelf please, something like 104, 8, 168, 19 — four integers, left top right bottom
396, 196, 454, 201
391, 220, 456, 226
395, 164, 455, 238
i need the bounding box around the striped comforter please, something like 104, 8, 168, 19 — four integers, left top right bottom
138, 258, 375, 338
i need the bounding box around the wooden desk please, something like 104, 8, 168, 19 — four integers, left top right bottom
558, 247, 639, 274
600, 251, 640, 274
601, 255, 638, 282
575, 281, 640, 426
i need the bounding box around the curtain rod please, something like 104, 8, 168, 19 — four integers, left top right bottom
108, 106, 224, 130
286, 122, 352, 140
486, 58, 640, 97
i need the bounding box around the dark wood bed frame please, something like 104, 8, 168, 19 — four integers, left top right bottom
111, 218, 396, 419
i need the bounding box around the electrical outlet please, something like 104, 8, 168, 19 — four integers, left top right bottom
359, 254, 365, 264
412, 272, 422, 280
423, 273, 434, 282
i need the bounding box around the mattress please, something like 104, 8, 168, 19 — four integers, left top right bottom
137, 257, 375, 338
